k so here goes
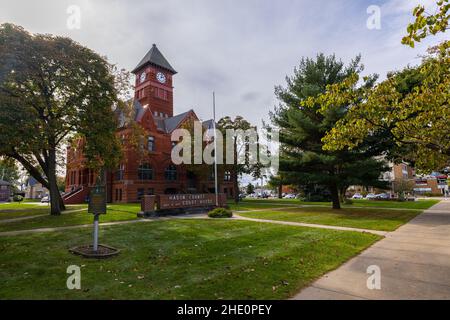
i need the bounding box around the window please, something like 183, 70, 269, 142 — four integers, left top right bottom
154, 87, 168, 100
148, 136, 155, 152
138, 163, 153, 180
137, 188, 145, 200
165, 165, 177, 181
115, 189, 122, 201
116, 164, 124, 181
224, 171, 232, 181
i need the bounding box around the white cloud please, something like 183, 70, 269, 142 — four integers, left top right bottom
0, 0, 446, 127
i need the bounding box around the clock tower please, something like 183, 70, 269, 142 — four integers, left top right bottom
132, 44, 177, 118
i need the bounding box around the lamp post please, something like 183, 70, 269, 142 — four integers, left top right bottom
213, 92, 219, 207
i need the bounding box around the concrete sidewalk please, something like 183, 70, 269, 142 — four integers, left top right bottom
293, 200, 450, 300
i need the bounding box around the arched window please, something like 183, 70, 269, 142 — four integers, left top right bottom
138, 164, 153, 180
224, 171, 232, 181
165, 165, 177, 181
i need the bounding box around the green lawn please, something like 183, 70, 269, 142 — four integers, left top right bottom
232, 198, 439, 210
238, 207, 421, 231
228, 201, 299, 211
348, 199, 439, 210
0, 203, 86, 221
0, 204, 139, 232
0, 219, 380, 299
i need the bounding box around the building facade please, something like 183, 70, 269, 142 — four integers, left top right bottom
0, 180, 11, 202
64, 45, 235, 204
24, 177, 48, 199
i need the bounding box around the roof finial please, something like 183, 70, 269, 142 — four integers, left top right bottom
152, 43, 156, 47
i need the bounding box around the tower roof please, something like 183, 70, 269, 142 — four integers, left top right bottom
132, 44, 177, 74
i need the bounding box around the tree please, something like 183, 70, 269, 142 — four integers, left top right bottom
402, 0, 449, 47
318, 1, 449, 172
218, 116, 260, 203
319, 46, 449, 172
0, 157, 20, 186
268, 175, 286, 199
393, 178, 414, 201
271, 54, 388, 209
0, 24, 122, 215
246, 183, 255, 195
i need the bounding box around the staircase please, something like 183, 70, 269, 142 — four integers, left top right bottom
63, 186, 89, 204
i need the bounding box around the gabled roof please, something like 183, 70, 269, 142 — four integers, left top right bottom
132, 44, 177, 74
163, 110, 194, 133
202, 119, 215, 130
0, 180, 11, 186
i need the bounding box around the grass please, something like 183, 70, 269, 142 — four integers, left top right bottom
239, 207, 422, 231
0, 204, 139, 232
0, 203, 86, 221
230, 198, 439, 210
0, 219, 380, 299
348, 199, 439, 210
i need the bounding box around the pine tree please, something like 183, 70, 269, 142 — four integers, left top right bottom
271, 54, 388, 209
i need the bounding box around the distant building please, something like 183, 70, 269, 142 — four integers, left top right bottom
348, 162, 449, 197
390, 163, 448, 196
0, 180, 11, 202
24, 177, 48, 199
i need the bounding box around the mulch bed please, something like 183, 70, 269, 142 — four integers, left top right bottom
69, 244, 120, 259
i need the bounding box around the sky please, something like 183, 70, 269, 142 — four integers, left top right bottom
1, 0, 447, 128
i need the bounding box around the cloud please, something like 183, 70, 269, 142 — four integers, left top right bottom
0, 0, 446, 128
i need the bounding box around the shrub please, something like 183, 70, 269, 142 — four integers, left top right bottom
343, 198, 353, 205
208, 208, 233, 218
13, 195, 23, 203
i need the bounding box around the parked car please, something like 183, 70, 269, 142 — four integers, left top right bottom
365, 193, 377, 200
40, 196, 50, 203
352, 193, 363, 199
283, 194, 297, 199
375, 193, 390, 199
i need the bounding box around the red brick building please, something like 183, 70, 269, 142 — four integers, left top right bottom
64, 45, 235, 204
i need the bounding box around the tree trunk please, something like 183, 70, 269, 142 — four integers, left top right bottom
47, 149, 62, 215
233, 171, 239, 203
278, 184, 282, 199
330, 183, 341, 209
339, 186, 348, 203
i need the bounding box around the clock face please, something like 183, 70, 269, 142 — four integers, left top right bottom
139, 72, 146, 83
156, 72, 166, 84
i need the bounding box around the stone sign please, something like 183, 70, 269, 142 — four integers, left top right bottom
88, 186, 107, 215
157, 193, 226, 210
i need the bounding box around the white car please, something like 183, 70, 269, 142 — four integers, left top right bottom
40, 196, 50, 203
352, 193, 363, 199
284, 194, 296, 199
365, 193, 377, 200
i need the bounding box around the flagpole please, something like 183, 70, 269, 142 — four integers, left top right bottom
213, 92, 219, 207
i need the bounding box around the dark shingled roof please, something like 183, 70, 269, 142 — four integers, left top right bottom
163, 110, 193, 133
0, 180, 11, 186
132, 44, 177, 74
202, 119, 215, 130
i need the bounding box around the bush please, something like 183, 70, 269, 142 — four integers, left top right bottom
208, 208, 233, 218
13, 195, 23, 203
343, 198, 353, 205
